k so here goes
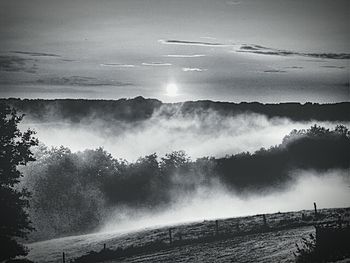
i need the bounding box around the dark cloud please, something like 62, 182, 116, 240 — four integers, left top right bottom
36, 76, 133, 87
238, 44, 350, 59
0, 55, 38, 73
263, 69, 287, 73
11, 51, 61, 57
284, 66, 304, 69
305, 53, 350, 60
158, 39, 229, 47
239, 45, 267, 51
320, 65, 346, 69
159, 40, 350, 60
0, 85, 96, 94
60, 59, 76, 62
164, 54, 206, 58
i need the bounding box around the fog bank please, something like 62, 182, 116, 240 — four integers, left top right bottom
21, 111, 349, 161
101, 169, 350, 234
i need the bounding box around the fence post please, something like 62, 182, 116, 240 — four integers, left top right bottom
338, 215, 342, 229
263, 214, 267, 227
104, 243, 106, 250
62, 252, 65, 263
215, 220, 219, 236
169, 228, 172, 244
314, 202, 317, 218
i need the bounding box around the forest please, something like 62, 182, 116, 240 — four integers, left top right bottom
1, 97, 349, 122
19, 124, 350, 240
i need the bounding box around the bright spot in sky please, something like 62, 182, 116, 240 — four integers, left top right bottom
166, 83, 178, 96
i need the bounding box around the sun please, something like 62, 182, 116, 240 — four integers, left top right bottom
166, 83, 178, 96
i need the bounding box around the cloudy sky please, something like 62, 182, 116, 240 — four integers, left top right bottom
0, 0, 349, 102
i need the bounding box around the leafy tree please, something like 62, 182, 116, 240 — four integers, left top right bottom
160, 150, 191, 175
24, 146, 108, 239
0, 104, 38, 261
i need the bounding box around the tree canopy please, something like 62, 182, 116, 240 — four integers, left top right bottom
0, 104, 38, 261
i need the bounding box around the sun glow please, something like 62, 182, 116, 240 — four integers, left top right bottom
166, 83, 178, 96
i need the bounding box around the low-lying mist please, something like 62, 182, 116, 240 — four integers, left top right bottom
20, 109, 349, 161
11, 98, 348, 241
20, 124, 349, 241
100, 169, 350, 234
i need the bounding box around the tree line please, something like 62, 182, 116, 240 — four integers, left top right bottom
22, 125, 350, 240
1, 97, 349, 123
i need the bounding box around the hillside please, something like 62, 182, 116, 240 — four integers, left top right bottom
1, 97, 349, 122
26, 207, 350, 263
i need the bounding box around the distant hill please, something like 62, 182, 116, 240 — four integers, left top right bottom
0, 97, 349, 122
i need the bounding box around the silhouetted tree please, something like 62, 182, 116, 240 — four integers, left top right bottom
0, 104, 38, 261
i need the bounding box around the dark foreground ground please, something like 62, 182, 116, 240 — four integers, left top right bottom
26, 208, 349, 263
104, 227, 314, 263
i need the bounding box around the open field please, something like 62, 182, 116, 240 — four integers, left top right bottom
26, 207, 349, 262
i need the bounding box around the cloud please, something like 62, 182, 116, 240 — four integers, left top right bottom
304, 53, 350, 60
159, 40, 349, 61
182, 67, 207, 72
320, 65, 346, 69
164, 54, 206, 58
159, 40, 350, 60
141, 62, 172, 66
60, 59, 76, 62
238, 44, 350, 60
284, 66, 304, 69
158, 39, 230, 47
263, 69, 287, 73
35, 76, 133, 87
11, 51, 61, 57
100, 63, 136, 68
0, 55, 38, 73
0, 85, 97, 94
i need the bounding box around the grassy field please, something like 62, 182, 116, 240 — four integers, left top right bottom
26, 207, 349, 263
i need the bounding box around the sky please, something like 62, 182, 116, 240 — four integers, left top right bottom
0, 0, 349, 103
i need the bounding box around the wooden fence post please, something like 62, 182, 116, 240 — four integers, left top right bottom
215, 220, 219, 236
169, 228, 172, 244
314, 202, 318, 217
263, 214, 267, 226
62, 252, 65, 263
338, 215, 342, 229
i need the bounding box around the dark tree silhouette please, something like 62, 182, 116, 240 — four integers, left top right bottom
1, 98, 349, 123
0, 104, 38, 261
